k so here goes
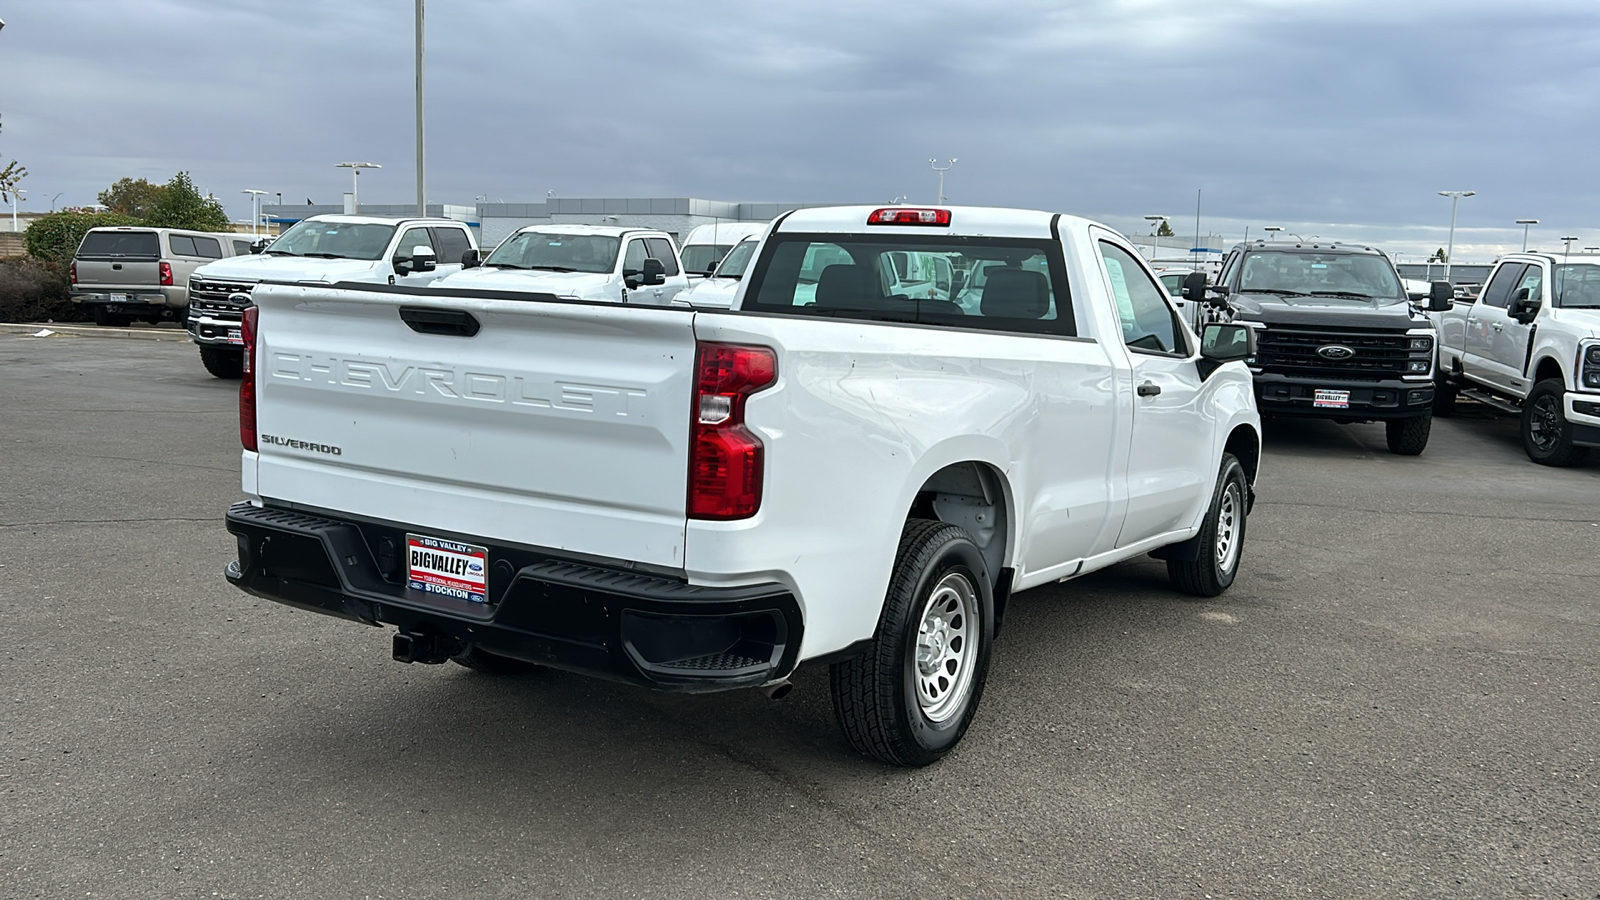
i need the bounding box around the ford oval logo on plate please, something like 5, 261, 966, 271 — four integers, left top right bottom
1317, 344, 1355, 360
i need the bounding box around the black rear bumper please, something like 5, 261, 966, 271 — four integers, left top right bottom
224, 502, 802, 692
1254, 374, 1434, 420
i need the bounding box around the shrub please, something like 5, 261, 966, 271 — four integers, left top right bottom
0, 257, 83, 323
25, 210, 139, 268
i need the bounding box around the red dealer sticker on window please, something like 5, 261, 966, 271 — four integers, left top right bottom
406, 534, 489, 604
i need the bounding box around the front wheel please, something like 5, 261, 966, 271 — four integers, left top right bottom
1521, 379, 1582, 467
830, 519, 994, 767
1167, 453, 1248, 597
1385, 413, 1432, 455
198, 345, 243, 379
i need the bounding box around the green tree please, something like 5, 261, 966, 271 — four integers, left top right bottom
1429, 247, 1447, 263
145, 171, 232, 231
97, 177, 168, 219
24, 210, 139, 267
1155, 220, 1175, 237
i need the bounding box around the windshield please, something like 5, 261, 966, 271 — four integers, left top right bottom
682, 243, 734, 275
713, 240, 756, 278
1554, 264, 1600, 308
1239, 251, 1403, 300
267, 221, 397, 261
744, 233, 1073, 336
484, 232, 620, 273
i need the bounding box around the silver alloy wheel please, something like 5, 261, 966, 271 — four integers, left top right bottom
913, 572, 978, 724
1215, 481, 1242, 574
1529, 395, 1563, 451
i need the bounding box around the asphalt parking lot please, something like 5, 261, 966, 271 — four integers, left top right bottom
2, 332, 1596, 899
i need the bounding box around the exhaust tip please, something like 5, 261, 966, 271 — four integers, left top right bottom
761, 681, 793, 700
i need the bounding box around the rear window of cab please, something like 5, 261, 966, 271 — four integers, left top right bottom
742, 232, 1076, 337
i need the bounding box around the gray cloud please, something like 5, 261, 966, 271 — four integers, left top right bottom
3, 0, 1597, 258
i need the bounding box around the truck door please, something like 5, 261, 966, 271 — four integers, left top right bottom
1462, 262, 1527, 390
645, 237, 689, 305
1095, 239, 1213, 547
392, 227, 444, 287
1486, 263, 1545, 394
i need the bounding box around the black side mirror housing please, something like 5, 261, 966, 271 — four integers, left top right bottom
250, 238, 270, 255
1428, 281, 1453, 312
1181, 271, 1208, 304
1509, 288, 1540, 323
461, 249, 481, 269
642, 257, 666, 287
1197, 322, 1257, 379
411, 247, 437, 274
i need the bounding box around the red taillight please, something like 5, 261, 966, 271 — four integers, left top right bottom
240, 306, 259, 451
159, 261, 173, 286
688, 342, 777, 520
70, 261, 77, 284
867, 207, 951, 226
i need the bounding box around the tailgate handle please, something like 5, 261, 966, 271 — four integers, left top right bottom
399, 306, 480, 337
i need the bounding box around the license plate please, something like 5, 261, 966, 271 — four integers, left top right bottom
1313, 389, 1351, 409
109, 293, 130, 302
225, 328, 243, 345
406, 534, 489, 604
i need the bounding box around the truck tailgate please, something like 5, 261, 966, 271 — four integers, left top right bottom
250, 285, 698, 568
74, 259, 160, 287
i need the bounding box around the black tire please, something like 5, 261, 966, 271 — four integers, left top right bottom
198, 345, 244, 380
91, 306, 130, 327
451, 644, 540, 675
1167, 453, 1248, 598
1521, 379, 1582, 467
830, 519, 994, 767
1433, 377, 1457, 416
1385, 413, 1432, 455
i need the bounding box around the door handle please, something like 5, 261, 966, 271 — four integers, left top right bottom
1492, 323, 1504, 332
1137, 381, 1161, 397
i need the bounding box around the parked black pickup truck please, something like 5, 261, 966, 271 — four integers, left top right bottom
1208, 240, 1451, 455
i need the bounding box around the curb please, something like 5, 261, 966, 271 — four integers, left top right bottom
0, 322, 191, 342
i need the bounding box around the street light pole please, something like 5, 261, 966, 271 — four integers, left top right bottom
1561, 236, 1578, 262
1143, 214, 1168, 262
9, 188, 23, 233
1263, 226, 1281, 242
1437, 190, 1475, 281
1515, 219, 1538, 252
929, 158, 956, 204
242, 189, 268, 236
415, 0, 426, 217
335, 162, 381, 213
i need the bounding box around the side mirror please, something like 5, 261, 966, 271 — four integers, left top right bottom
1428, 281, 1453, 312
642, 257, 666, 287
461, 249, 481, 269
411, 246, 437, 274
1199, 322, 1257, 376
250, 238, 270, 255
1181, 272, 1208, 304
1509, 289, 1540, 322
623, 269, 641, 290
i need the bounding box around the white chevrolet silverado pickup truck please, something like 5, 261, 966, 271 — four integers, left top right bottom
1434, 251, 1600, 465
223, 205, 1262, 766
440, 224, 689, 304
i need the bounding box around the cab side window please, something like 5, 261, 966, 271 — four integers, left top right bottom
1479, 263, 1526, 309
1099, 241, 1186, 355
622, 239, 649, 273
645, 237, 679, 275
168, 235, 198, 256
396, 228, 434, 260
1513, 265, 1544, 305
430, 228, 471, 264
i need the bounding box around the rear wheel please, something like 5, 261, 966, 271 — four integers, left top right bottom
198, 345, 244, 379
91, 306, 130, 327
1385, 413, 1432, 455
1167, 453, 1248, 597
830, 519, 993, 767
1521, 379, 1582, 467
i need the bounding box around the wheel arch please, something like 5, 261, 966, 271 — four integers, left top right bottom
905, 459, 1012, 591
1532, 355, 1565, 387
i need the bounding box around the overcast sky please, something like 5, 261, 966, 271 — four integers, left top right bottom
3, 0, 1597, 260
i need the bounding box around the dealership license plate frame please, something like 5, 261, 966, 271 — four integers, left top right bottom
405, 533, 490, 604
1313, 388, 1351, 409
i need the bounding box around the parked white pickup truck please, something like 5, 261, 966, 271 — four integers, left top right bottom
187, 215, 477, 378
441, 224, 689, 304
1434, 252, 1600, 465
223, 205, 1262, 766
